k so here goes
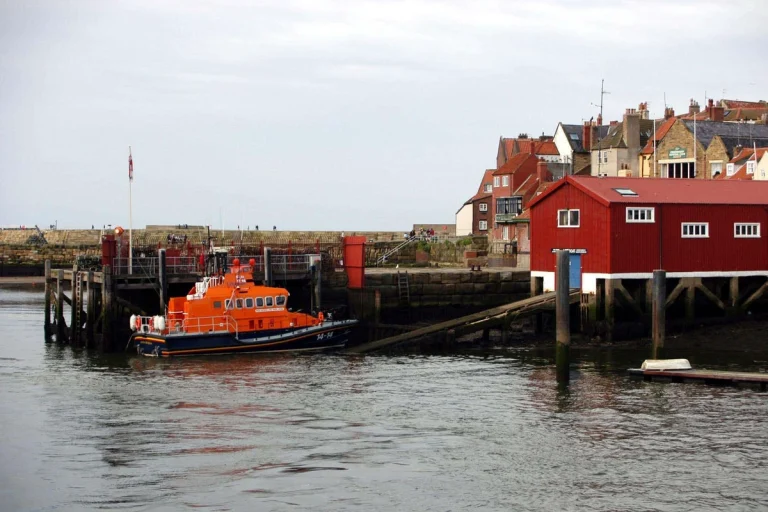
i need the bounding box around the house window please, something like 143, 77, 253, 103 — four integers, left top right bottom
266, 296, 274, 307
747, 161, 756, 175
245, 298, 254, 308
479, 203, 488, 212
479, 220, 488, 231
493, 177, 500, 187
502, 226, 509, 241
496, 197, 522, 215
735, 223, 760, 238
710, 161, 723, 177
662, 162, 696, 178
626, 207, 655, 223
557, 209, 580, 228
726, 163, 735, 176
484, 183, 492, 193
681, 222, 708, 238
600, 151, 608, 163
256, 297, 264, 307
502, 175, 509, 186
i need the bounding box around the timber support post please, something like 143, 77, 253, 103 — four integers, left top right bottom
530, 275, 543, 334
604, 279, 615, 342
86, 271, 95, 349
158, 248, 167, 311
555, 250, 570, 383
728, 276, 740, 316
101, 265, 113, 353
55, 269, 66, 342
652, 269, 666, 359
70, 264, 78, 345
44, 260, 52, 339
76, 268, 85, 347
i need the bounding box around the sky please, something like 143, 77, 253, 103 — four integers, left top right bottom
1, 0, 767, 231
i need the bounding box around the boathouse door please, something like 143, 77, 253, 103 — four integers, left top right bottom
568, 254, 582, 289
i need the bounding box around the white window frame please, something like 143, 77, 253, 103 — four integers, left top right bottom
502, 226, 509, 241
484, 184, 492, 193
746, 161, 756, 175
478, 220, 488, 231
502, 175, 509, 186
734, 223, 760, 238
681, 222, 709, 238
493, 176, 500, 187
557, 209, 580, 228
626, 207, 655, 223
710, 161, 723, 176
726, 163, 735, 176
479, 203, 488, 212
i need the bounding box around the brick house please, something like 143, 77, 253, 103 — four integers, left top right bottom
638, 114, 676, 177
496, 135, 560, 168
718, 147, 767, 180
490, 153, 539, 250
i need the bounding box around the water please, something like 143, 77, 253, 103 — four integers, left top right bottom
1, 286, 767, 512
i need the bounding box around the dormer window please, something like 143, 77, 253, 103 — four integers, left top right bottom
747, 161, 756, 175
493, 177, 500, 187
484, 184, 492, 193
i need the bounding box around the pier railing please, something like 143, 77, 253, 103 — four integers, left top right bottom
113, 254, 316, 277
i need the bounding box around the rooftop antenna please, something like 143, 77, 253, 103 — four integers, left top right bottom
589, 79, 610, 177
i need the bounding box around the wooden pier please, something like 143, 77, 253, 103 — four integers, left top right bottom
347, 289, 581, 354
629, 368, 768, 390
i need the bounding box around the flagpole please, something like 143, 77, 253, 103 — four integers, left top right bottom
129, 146, 133, 275
653, 116, 657, 178
693, 111, 697, 178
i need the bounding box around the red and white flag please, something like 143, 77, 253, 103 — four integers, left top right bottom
128, 147, 134, 181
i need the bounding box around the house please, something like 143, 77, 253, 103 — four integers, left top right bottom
591, 106, 655, 177
527, 176, 768, 293
496, 135, 560, 168
719, 147, 768, 180
638, 115, 676, 177
553, 121, 611, 174
678, 98, 768, 123
490, 154, 539, 250
456, 169, 495, 235
706, 135, 768, 178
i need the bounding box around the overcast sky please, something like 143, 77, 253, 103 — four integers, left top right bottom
1, 0, 766, 231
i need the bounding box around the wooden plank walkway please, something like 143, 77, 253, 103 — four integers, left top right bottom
347, 289, 581, 354
629, 369, 768, 389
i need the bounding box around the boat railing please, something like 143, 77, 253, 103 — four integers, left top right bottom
175, 315, 239, 339
228, 254, 316, 275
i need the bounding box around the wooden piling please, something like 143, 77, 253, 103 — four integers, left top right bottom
604, 279, 615, 342
728, 276, 740, 316
685, 278, 697, 326
555, 250, 570, 383
44, 260, 52, 339
158, 248, 167, 311
86, 271, 95, 349
101, 265, 113, 353
652, 269, 666, 359
69, 264, 78, 344
55, 269, 67, 342
76, 269, 84, 346
530, 276, 543, 334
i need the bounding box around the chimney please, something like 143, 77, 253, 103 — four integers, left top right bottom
638, 102, 649, 119
609, 120, 619, 127
689, 99, 700, 115
597, 113, 603, 126
711, 105, 725, 122
582, 122, 593, 151
536, 159, 551, 183
530, 140, 537, 155
624, 107, 640, 151
664, 107, 675, 119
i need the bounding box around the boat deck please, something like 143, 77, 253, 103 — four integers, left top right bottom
629, 368, 768, 389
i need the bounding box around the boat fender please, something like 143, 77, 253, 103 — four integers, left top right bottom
148, 317, 154, 332
130, 314, 138, 331
155, 316, 166, 331
318, 311, 324, 323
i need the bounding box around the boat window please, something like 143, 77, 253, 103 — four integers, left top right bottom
224, 299, 232, 310
266, 296, 274, 307
256, 297, 264, 307
276, 295, 286, 306
236, 299, 243, 309
245, 298, 254, 308
213, 301, 222, 309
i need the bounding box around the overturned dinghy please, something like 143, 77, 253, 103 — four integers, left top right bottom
640, 359, 692, 371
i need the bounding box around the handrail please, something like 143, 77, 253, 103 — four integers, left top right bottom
376, 235, 418, 265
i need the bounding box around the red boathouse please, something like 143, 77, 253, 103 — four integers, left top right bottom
528, 176, 768, 293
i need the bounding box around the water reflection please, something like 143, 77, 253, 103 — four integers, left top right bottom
1, 286, 768, 511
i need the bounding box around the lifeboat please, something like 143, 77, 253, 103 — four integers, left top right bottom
129, 258, 357, 357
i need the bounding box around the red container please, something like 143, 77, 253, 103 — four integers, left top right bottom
343, 236, 366, 289
101, 235, 116, 266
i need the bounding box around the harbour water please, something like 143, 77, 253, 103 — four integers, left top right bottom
1, 286, 767, 511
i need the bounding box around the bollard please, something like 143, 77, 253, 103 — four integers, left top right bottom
652, 269, 666, 359
556, 250, 570, 383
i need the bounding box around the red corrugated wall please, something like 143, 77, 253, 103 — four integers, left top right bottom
609, 204, 660, 273
530, 183, 610, 274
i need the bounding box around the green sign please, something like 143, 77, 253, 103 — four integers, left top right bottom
668, 146, 687, 159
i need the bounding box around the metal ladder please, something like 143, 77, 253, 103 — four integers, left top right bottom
397, 271, 410, 305
74, 272, 82, 337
